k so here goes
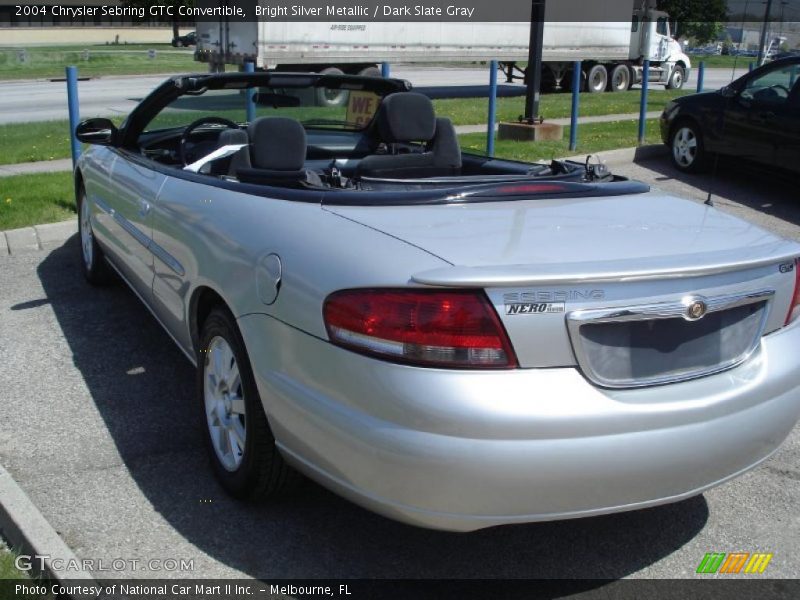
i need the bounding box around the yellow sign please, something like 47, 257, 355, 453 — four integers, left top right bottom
346, 91, 380, 128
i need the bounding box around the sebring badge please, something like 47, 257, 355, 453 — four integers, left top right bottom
684, 297, 708, 321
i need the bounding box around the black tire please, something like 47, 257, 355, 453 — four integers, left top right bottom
666, 65, 685, 90
198, 307, 301, 500
77, 185, 114, 285
585, 64, 608, 93
608, 64, 631, 92
315, 67, 349, 106
669, 120, 709, 173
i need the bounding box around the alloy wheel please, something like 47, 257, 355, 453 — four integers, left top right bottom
204, 336, 247, 471
80, 195, 93, 269
672, 126, 698, 167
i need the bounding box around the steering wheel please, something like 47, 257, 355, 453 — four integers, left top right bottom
180, 117, 240, 166
770, 83, 791, 96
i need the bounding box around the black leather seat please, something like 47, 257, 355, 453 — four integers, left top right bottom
356, 92, 462, 179
236, 117, 322, 187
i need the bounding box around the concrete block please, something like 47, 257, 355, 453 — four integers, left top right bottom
34, 219, 78, 246
498, 121, 564, 142
4, 227, 39, 254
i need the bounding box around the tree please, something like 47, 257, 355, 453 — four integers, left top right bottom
123, 1, 194, 40
657, 0, 727, 44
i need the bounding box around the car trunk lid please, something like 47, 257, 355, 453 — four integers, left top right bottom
326, 192, 800, 386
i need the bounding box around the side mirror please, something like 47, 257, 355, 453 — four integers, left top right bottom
720, 85, 738, 98
75, 118, 118, 145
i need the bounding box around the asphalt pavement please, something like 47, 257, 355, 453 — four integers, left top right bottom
0, 152, 798, 582
0, 66, 748, 125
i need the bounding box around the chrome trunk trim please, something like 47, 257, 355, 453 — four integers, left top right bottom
566, 289, 774, 389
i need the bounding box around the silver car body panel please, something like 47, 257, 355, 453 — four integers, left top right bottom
76, 135, 800, 530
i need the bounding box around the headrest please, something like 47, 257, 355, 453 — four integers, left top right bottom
377, 92, 436, 143
217, 128, 249, 146
247, 117, 306, 171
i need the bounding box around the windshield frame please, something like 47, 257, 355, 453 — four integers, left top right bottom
118, 71, 411, 150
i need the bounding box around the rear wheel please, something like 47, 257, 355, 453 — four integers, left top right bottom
198, 307, 300, 499
608, 64, 631, 92
670, 121, 708, 173
586, 64, 608, 93
77, 186, 113, 285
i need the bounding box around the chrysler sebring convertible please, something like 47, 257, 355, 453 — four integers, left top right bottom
73, 71, 800, 531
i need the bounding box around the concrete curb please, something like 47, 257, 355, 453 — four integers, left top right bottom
0, 463, 96, 583
0, 159, 73, 178
2, 219, 78, 256
562, 144, 669, 167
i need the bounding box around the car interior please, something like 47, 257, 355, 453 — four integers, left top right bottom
137, 85, 610, 191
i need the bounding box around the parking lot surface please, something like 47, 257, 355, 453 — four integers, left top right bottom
0, 154, 798, 580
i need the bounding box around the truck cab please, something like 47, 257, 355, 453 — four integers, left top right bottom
630, 6, 691, 89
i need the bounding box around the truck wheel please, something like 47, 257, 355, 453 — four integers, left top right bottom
316, 67, 349, 107
666, 65, 685, 90
586, 64, 608, 93
608, 64, 631, 92
357, 66, 381, 78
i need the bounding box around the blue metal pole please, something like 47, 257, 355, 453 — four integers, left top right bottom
696, 61, 705, 93
66, 65, 81, 169
486, 60, 497, 157
569, 61, 581, 151
638, 60, 649, 145
244, 61, 256, 123
381, 62, 390, 78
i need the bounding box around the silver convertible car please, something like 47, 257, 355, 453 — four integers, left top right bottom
74, 72, 800, 531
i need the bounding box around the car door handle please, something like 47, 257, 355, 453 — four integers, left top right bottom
138, 199, 151, 218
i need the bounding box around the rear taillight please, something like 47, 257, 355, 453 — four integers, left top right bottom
323, 289, 517, 369
786, 258, 800, 325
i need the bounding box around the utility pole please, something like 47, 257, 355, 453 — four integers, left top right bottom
757, 0, 774, 66
523, 0, 546, 123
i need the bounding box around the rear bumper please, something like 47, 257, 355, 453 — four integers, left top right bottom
239, 315, 800, 531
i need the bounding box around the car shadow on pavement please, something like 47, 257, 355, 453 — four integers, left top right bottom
636, 155, 800, 229
38, 237, 709, 580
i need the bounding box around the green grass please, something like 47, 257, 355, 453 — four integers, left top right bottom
434, 88, 689, 125
0, 121, 74, 164
689, 54, 754, 69
0, 542, 29, 580
0, 172, 76, 230
0, 45, 195, 81
459, 119, 661, 163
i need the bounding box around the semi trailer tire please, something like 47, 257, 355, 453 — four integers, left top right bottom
608, 64, 631, 92
586, 64, 608, 93
316, 67, 349, 106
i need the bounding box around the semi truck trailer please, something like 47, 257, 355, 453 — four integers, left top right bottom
194, 0, 690, 94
